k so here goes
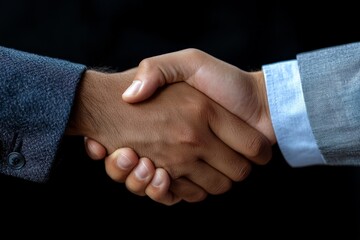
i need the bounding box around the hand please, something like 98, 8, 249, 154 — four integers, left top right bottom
85, 138, 182, 206
69, 68, 271, 204
84, 48, 276, 205
123, 48, 275, 144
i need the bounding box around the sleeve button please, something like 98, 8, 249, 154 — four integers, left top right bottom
7, 152, 26, 170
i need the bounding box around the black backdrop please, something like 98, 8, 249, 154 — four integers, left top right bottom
0, 0, 359, 237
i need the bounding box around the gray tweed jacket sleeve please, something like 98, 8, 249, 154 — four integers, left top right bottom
0, 46, 86, 182
297, 42, 360, 166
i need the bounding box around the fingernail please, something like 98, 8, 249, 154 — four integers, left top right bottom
151, 171, 163, 187
116, 153, 133, 170
123, 80, 142, 97
134, 161, 149, 180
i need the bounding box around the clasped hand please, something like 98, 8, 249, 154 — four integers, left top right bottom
79, 49, 275, 205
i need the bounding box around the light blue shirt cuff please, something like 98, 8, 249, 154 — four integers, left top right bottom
262, 60, 326, 167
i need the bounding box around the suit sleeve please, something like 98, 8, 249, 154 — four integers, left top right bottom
0, 46, 86, 182
297, 42, 360, 166
263, 60, 325, 167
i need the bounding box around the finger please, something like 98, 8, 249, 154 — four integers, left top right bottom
175, 160, 233, 195
169, 177, 208, 203
125, 157, 156, 196
208, 104, 272, 165
122, 49, 200, 103
200, 132, 253, 182
144, 168, 182, 206
84, 137, 107, 160
104, 148, 139, 183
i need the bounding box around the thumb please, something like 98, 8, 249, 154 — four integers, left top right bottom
122, 49, 198, 103
122, 78, 161, 103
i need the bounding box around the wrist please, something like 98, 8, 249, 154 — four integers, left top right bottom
65, 70, 106, 137
253, 70, 276, 145
65, 69, 136, 153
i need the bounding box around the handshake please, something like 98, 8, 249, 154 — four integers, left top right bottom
67, 49, 276, 206
3, 42, 357, 206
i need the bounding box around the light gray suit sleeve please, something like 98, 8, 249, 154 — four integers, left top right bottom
297, 42, 360, 166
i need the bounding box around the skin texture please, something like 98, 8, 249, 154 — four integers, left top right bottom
85, 49, 276, 205
68, 67, 271, 204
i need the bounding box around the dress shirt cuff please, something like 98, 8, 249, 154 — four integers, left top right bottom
262, 60, 325, 167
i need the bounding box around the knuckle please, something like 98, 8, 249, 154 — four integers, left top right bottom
149, 192, 165, 203
259, 145, 273, 165
209, 178, 232, 195
180, 128, 205, 148
163, 158, 193, 180
231, 161, 252, 182
184, 190, 208, 203
138, 58, 155, 70
173, 121, 206, 150
184, 48, 206, 59
125, 181, 146, 196
104, 164, 125, 183
246, 134, 269, 159
171, 178, 208, 203
165, 166, 182, 180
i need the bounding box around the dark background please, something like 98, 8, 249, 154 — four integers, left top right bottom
0, 0, 359, 237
